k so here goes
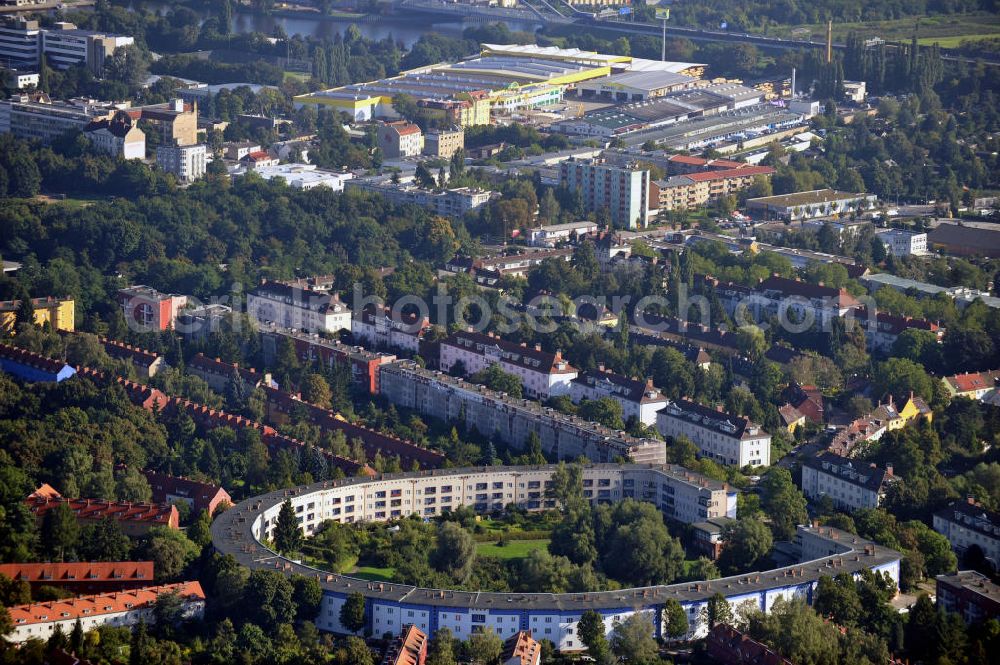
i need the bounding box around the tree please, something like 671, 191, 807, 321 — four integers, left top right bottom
427, 627, 458, 665
339, 591, 366, 633
243, 569, 296, 629
70, 618, 83, 653
415, 162, 436, 189
663, 598, 689, 640
344, 636, 375, 665
610, 614, 659, 665
760, 467, 808, 541
579, 397, 625, 430
80, 516, 131, 561
430, 521, 476, 582
872, 357, 935, 404
814, 574, 862, 626
153, 590, 185, 636
41, 502, 80, 561
291, 575, 323, 622
718, 518, 773, 574
301, 373, 332, 409
144, 527, 199, 581
705, 593, 733, 629
466, 627, 503, 665
578, 609, 610, 661
273, 499, 303, 555
469, 364, 523, 398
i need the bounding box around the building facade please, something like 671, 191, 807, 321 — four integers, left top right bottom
0, 296, 75, 333
656, 166, 774, 212
934, 499, 1000, 568
0, 93, 118, 143
142, 469, 232, 516
569, 369, 667, 427
84, 111, 145, 159
246, 280, 352, 334
5, 582, 204, 644
117, 286, 188, 332
439, 330, 578, 400
800, 453, 894, 511
0, 343, 76, 383
936, 571, 1000, 624
559, 157, 655, 229
25, 491, 179, 537
380, 362, 667, 466
378, 120, 424, 158
351, 306, 430, 355
346, 180, 496, 218
655, 399, 771, 468
212, 475, 900, 652
423, 128, 464, 159
156, 144, 207, 182
261, 328, 396, 395
746, 189, 877, 221
0, 18, 133, 74
877, 229, 927, 257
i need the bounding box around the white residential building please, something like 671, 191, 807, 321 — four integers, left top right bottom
351, 305, 430, 354
528, 221, 598, 247
934, 499, 1000, 568
439, 330, 578, 400
346, 180, 496, 219
156, 144, 207, 182
570, 369, 667, 427
377, 120, 424, 158
5, 582, 205, 644
84, 111, 145, 159
656, 398, 771, 467
800, 452, 894, 511
877, 229, 928, 257
247, 279, 351, 334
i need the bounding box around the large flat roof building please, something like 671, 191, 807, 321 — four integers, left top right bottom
746, 189, 877, 221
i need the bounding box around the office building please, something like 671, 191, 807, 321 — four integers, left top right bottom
655, 399, 771, 467
0, 18, 133, 75
0, 92, 120, 143
528, 221, 598, 247
378, 120, 424, 158
156, 143, 207, 182
246, 279, 351, 334
440, 330, 578, 400
559, 157, 656, 229
5, 582, 204, 644
800, 452, 895, 511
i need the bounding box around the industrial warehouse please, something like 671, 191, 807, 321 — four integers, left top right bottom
293, 43, 706, 124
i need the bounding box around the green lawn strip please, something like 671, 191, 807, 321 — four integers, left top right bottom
476, 538, 551, 560
350, 565, 396, 582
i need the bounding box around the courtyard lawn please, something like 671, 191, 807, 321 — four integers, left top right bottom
350, 565, 395, 582
476, 539, 551, 560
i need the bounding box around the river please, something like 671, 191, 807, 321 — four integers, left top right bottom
138, 1, 542, 49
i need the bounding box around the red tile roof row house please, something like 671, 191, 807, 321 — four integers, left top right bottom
75, 365, 372, 477
705, 624, 793, 665
264, 387, 446, 469
5, 581, 205, 645
502, 630, 542, 665
187, 352, 278, 393
97, 337, 164, 377
0, 561, 155, 593
381, 624, 428, 665
262, 328, 397, 395
0, 343, 77, 383
25, 486, 179, 536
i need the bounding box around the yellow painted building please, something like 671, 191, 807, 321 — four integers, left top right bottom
0, 297, 75, 333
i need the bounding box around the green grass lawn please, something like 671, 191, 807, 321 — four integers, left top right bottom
350, 565, 395, 582
283, 70, 311, 83
476, 539, 551, 560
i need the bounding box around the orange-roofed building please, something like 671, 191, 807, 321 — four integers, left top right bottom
29, 483, 62, 500
381, 624, 428, 665
378, 120, 424, 158
0, 561, 154, 593
25, 489, 179, 536
5, 581, 205, 644
502, 630, 541, 665
141, 469, 231, 516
